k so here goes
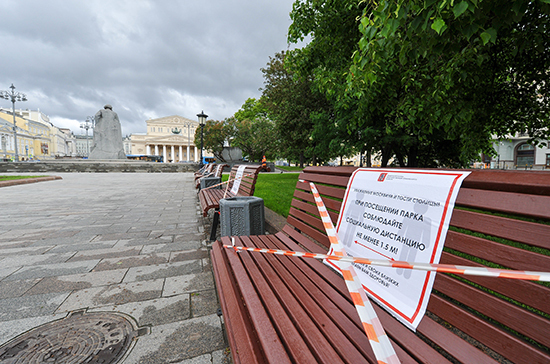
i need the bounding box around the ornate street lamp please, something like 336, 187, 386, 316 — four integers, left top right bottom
1, 84, 27, 161
197, 110, 207, 167
80, 116, 94, 157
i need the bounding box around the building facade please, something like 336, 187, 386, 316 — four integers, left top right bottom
0, 108, 77, 160
130, 115, 211, 163
487, 134, 550, 169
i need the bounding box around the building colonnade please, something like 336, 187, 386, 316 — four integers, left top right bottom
145, 143, 199, 163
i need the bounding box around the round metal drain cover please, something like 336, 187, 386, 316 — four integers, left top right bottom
0, 310, 148, 364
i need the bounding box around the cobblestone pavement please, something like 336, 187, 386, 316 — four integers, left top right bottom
0, 173, 231, 363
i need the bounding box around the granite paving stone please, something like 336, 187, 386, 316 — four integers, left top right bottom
0, 252, 74, 269
89, 294, 191, 327
67, 246, 143, 262
25, 268, 128, 296
123, 260, 203, 283
122, 314, 226, 364
0, 291, 71, 322
141, 241, 202, 254
163, 272, 215, 297
3, 259, 100, 281
0, 278, 41, 299
92, 252, 170, 271
56, 278, 165, 312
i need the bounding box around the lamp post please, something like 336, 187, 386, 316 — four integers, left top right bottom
80, 116, 94, 157
197, 111, 207, 167
1, 84, 27, 161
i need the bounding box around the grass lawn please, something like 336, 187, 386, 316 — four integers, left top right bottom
0, 175, 46, 181
222, 173, 299, 217
277, 166, 304, 172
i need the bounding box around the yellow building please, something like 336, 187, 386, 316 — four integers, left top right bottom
0, 109, 48, 160
0, 108, 76, 160
130, 115, 212, 163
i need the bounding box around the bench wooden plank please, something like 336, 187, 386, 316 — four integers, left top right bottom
428, 295, 550, 364
445, 230, 550, 271
450, 209, 550, 250
210, 242, 266, 363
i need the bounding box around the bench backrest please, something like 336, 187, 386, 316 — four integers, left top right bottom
214, 164, 228, 178
286, 166, 550, 364
227, 164, 262, 197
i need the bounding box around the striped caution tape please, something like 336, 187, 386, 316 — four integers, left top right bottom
307, 181, 400, 364
198, 173, 255, 193
224, 245, 550, 282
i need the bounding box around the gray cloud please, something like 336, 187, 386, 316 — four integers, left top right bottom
0, 0, 299, 135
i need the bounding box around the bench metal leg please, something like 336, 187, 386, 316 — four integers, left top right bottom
210, 209, 220, 241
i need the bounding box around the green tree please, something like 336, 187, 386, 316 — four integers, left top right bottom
288, 0, 550, 167
261, 51, 337, 166
350, 0, 550, 165
232, 98, 279, 162
288, 0, 375, 166
194, 118, 235, 162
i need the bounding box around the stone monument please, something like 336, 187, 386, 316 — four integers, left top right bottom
89, 104, 127, 160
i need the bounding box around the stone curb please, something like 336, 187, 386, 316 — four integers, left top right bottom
0, 176, 62, 188
264, 206, 287, 234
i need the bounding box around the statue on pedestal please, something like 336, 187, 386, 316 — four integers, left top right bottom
89, 104, 127, 160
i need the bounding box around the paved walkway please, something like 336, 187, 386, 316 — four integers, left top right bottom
0, 173, 230, 363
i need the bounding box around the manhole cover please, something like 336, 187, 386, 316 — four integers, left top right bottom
0, 310, 149, 364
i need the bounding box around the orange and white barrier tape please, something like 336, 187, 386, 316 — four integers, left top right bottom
307, 181, 400, 364
197, 172, 255, 194
224, 245, 550, 282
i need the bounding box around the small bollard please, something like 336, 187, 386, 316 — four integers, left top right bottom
219, 196, 265, 237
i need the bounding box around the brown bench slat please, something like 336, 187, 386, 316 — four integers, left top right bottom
223, 238, 313, 363
434, 274, 550, 348
246, 235, 374, 363
445, 230, 550, 271
450, 209, 550, 250
238, 236, 352, 364
461, 169, 550, 195
440, 252, 550, 315
456, 187, 550, 220
428, 295, 550, 364
211, 241, 267, 363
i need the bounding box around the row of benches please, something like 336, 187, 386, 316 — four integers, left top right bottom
209, 166, 550, 364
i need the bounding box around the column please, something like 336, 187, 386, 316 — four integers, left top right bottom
179, 146, 183, 162
187, 145, 190, 162
155, 145, 159, 155
194, 146, 198, 162
171, 145, 175, 163
146, 145, 151, 155
163, 145, 167, 163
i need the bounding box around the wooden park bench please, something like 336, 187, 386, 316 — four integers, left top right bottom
199, 164, 263, 241
194, 163, 215, 181
211, 166, 550, 364
195, 163, 229, 189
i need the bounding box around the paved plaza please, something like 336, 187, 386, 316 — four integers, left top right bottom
0, 173, 230, 363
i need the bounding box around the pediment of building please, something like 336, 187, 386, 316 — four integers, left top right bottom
146, 115, 198, 126
146, 134, 194, 144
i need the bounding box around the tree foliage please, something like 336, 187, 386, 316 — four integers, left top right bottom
232, 98, 279, 162
194, 119, 234, 162
287, 0, 550, 167
261, 51, 339, 166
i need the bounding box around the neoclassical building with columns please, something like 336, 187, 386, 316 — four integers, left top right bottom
129, 115, 211, 163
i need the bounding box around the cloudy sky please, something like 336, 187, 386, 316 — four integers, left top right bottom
0, 0, 303, 136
